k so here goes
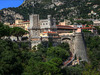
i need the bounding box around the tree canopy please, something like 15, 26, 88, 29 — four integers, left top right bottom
0, 23, 28, 40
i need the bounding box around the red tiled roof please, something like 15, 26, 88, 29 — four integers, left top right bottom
56, 25, 73, 27
88, 25, 93, 26
43, 31, 57, 34
82, 25, 93, 27
57, 25, 76, 29
43, 32, 48, 33
57, 27, 76, 29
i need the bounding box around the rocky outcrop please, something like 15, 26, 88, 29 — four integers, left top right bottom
1, 0, 99, 24
1, 9, 23, 24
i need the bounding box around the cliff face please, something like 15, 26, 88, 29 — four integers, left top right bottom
0, 0, 100, 24
0, 0, 52, 24
0, 9, 23, 24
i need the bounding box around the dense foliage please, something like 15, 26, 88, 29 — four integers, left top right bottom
0, 39, 70, 75
85, 36, 100, 68
0, 23, 100, 75
94, 26, 100, 34
0, 22, 70, 74
75, 20, 93, 25
0, 36, 100, 75
0, 23, 28, 40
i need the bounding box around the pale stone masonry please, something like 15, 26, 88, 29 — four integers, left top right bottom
74, 30, 88, 62
28, 14, 88, 63
28, 14, 57, 48
28, 14, 41, 47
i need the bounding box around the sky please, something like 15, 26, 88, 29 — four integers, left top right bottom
0, 0, 24, 10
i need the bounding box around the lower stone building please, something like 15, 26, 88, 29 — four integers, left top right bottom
40, 31, 60, 45
10, 20, 29, 31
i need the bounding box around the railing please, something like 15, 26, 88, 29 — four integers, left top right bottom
61, 53, 74, 69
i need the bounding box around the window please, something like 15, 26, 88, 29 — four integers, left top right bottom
43, 23, 45, 25
46, 23, 48, 25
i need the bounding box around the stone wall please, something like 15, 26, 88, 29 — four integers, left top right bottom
61, 32, 88, 62
74, 32, 88, 62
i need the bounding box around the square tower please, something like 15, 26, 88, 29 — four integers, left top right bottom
29, 14, 40, 38
29, 14, 41, 48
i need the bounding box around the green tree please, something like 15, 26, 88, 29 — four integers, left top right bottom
0, 23, 10, 38
47, 46, 69, 61
84, 36, 100, 71
82, 64, 99, 75
3, 25, 12, 39
75, 20, 93, 25
64, 65, 82, 75
0, 39, 31, 75
94, 26, 100, 34
23, 57, 63, 75
58, 42, 69, 50
11, 27, 28, 41
0, 40, 22, 74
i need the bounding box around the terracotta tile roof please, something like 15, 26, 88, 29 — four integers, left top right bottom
57, 25, 76, 29
82, 25, 93, 27
43, 31, 57, 34
57, 27, 76, 29
56, 25, 73, 27
88, 25, 93, 26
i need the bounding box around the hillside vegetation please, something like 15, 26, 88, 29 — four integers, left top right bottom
1, 0, 100, 24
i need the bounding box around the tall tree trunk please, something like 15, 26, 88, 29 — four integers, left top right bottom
17, 36, 19, 41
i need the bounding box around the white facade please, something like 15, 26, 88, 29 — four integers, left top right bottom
93, 20, 100, 26
40, 15, 57, 31
40, 19, 51, 29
